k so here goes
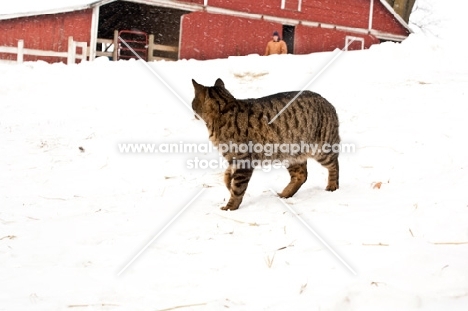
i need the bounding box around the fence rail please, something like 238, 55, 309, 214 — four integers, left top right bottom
0, 32, 180, 64
95, 38, 116, 59
148, 34, 178, 61
0, 36, 87, 64
93, 31, 179, 61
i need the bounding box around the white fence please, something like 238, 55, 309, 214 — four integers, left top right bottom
0, 32, 180, 64
0, 36, 87, 64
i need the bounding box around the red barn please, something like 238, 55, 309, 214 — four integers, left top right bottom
0, 0, 411, 63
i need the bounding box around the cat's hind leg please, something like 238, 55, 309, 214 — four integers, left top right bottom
278, 162, 308, 198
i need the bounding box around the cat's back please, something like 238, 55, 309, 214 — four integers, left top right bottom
242, 90, 337, 115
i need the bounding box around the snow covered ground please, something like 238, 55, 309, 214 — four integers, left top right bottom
2, 3, 468, 311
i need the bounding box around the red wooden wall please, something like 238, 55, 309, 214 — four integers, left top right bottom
294, 25, 380, 54
0, 9, 92, 63
179, 11, 381, 60
178, 0, 409, 36
180, 12, 281, 60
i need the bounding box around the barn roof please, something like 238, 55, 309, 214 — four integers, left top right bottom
0, 0, 98, 19
1, 0, 411, 37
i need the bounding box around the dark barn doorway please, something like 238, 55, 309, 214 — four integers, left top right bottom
98, 1, 189, 60
282, 25, 295, 54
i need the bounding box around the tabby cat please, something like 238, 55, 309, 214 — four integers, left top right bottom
192, 78, 340, 210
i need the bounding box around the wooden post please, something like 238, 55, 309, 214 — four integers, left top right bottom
393, 0, 406, 20
148, 34, 154, 62
75, 42, 88, 63
17, 40, 24, 64
113, 30, 119, 61
368, 0, 374, 31
89, 5, 100, 61
82, 44, 88, 63
403, 0, 416, 23
391, 0, 416, 23
67, 36, 76, 65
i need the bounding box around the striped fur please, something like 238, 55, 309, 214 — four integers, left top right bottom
192, 78, 340, 210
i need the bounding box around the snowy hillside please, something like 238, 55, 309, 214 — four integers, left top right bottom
1, 33, 467, 310
2, 2, 468, 310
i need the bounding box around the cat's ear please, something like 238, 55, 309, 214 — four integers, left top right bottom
192, 79, 207, 110
192, 79, 205, 95
214, 78, 225, 88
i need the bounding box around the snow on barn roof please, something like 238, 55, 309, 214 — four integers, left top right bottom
0, 0, 410, 35
0, 0, 98, 19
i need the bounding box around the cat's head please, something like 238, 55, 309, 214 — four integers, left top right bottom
191, 78, 227, 121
